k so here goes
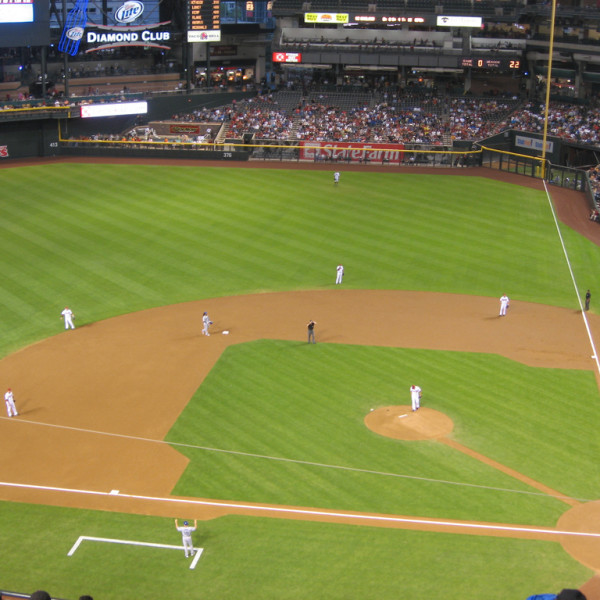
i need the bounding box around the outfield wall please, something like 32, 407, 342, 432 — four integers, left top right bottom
58, 145, 252, 161
0, 120, 59, 160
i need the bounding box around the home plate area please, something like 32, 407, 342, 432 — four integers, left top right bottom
364, 406, 454, 441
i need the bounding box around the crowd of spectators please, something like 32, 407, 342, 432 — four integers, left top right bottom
178, 94, 518, 144
170, 106, 231, 123
29, 591, 93, 600
38, 90, 600, 152
191, 95, 600, 146
227, 107, 294, 139
295, 102, 448, 144
588, 164, 600, 209
503, 101, 600, 144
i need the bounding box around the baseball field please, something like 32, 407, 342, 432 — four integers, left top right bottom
1, 159, 600, 600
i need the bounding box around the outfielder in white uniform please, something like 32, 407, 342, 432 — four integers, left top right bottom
61, 307, 75, 329
336, 264, 344, 284
499, 294, 510, 316
5, 388, 18, 417
175, 519, 197, 557
202, 312, 212, 336
410, 385, 421, 412
334, 171, 340, 185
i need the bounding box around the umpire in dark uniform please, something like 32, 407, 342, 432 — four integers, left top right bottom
307, 320, 317, 344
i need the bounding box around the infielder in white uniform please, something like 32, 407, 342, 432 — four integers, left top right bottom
61, 307, 75, 329
5, 388, 18, 417
410, 385, 421, 412
499, 294, 510, 316
175, 519, 197, 557
202, 311, 213, 336
335, 264, 344, 284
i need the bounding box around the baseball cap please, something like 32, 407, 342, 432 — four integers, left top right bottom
183, 520, 188, 526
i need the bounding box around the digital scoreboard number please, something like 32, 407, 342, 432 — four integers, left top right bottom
187, 0, 221, 42
461, 57, 521, 70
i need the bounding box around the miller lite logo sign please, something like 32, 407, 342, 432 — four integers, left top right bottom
66, 27, 84, 41
115, 1, 144, 23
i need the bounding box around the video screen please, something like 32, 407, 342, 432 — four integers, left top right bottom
0, 0, 50, 47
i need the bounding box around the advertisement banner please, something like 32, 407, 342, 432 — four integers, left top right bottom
187, 29, 221, 42
300, 141, 405, 164
436, 15, 482, 27
170, 124, 201, 134
304, 12, 349, 24
272, 52, 302, 63
515, 135, 554, 153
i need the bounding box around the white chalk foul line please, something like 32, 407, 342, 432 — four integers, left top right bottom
190, 547, 204, 569
1, 417, 591, 502
544, 180, 600, 374
3, 480, 600, 540
67, 535, 204, 569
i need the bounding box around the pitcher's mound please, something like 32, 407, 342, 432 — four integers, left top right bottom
365, 406, 454, 440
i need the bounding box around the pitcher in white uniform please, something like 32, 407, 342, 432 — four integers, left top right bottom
410, 385, 421, 412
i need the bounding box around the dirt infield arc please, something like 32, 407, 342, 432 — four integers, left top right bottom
2, 289, 600, 588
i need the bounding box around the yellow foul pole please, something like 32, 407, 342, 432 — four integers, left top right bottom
541, 0, 558, 179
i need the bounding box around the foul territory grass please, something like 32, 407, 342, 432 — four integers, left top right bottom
1, 163, 600, 599
0, 502, 591, 600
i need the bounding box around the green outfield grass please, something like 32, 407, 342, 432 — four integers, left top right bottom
2, 164, 598, 357
1, 163, 599, 599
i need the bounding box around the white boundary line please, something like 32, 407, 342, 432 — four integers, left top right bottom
544, 180, 600, 373
3, 480, 600, 539
0, 417, 593, 502
67, 535, 204, 569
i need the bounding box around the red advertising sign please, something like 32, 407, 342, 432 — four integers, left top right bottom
272, 52, 301, 63
300, 141, 405, 164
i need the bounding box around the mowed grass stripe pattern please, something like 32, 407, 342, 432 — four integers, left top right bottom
0, 165, 592, 357
0, 502, 590, 600
168, 341, 597, 524
2, 164, 599, 600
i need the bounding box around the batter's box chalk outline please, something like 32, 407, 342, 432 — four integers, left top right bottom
68, 535, 204, 569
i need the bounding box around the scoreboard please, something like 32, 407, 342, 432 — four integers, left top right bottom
187, 0, 220, 42
0, 0, 50, 47
461, 57, 522, 70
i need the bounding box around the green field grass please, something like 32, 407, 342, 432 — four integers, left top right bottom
0, 502, 591, 600
168, 341, 600, 516
1, 163, 599, 600
2, 164, 598, 357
